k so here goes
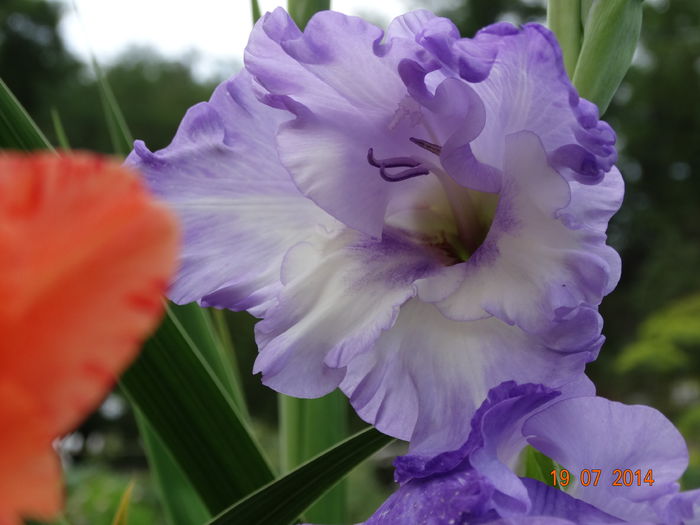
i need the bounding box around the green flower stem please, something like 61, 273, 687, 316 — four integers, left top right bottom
279, 392, 348, 523
251, 0, 262, 23
287, 0, 330, 29
209, 308, 249, 417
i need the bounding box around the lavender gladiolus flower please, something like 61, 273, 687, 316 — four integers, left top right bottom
127, 9, 623, 453
363, 382, 700, 524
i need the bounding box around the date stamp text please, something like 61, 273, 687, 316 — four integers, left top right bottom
549, 468, 655, 487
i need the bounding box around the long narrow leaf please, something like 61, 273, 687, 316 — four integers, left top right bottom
50, 108, 71, 150
209, 427, 392, 525
136, 410, 210, 525
120, 308, 274, 514
110, 480, 135, 525
0, 78, 52, 151
91, 57, 133, 156
279, 393, 347, 523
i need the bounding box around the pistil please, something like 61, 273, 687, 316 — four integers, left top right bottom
367, 138, 492, 259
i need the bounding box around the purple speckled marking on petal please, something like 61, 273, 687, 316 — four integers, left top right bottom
365, 469, 498, 524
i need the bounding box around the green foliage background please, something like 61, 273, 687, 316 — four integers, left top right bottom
3, 0, 699, 522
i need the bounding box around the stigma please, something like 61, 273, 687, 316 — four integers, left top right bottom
367, 137, 443, 183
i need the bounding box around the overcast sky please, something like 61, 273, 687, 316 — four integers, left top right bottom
59, 0, 416, 78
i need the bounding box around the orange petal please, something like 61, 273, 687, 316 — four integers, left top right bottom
0, 152, 179, 523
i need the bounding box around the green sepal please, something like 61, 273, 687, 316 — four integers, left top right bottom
572, 0, 643, 115
547, 0, 582, 78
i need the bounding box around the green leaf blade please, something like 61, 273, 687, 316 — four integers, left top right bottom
91, 57, 133, 155
120, 307, 274, 514
0, 78, 53, 151
210, 427, 392, 525
50, 108, 71, 150
279, 393, 348, 523
136, 410, 210, 525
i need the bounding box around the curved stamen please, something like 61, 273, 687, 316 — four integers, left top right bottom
410, 137, 442, 156
367, 148, 430, 182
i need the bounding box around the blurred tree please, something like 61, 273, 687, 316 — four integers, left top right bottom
1, 1, 222, 153
104, 48, 220, 151
52, 47, 221, 152
0, 0, 81, 118
439, 0, 544, 36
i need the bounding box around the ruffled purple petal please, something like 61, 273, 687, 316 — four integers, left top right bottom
421, 132, 620, 339
394, 382, 560, 484
340, 298, 598, 450
364, 469, 498, 525
125, 71, 338, 315
523, 398, 689, 522
466, 24, 616, 185
522, 479, 624, 524
253, 229, 443, 398
362, 382, 610, 524
483, 519, 577, 525
358, 381, 698, 525
245, 8, 434, 238
652, 489, 700, 524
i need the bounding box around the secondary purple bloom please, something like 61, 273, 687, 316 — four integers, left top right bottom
363, 382, 700, 524
127, 9, 623, 453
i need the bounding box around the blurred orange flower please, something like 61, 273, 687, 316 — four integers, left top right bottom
0, 153, 178, 525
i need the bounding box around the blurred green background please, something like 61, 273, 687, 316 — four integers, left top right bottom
3, 0, 699, 522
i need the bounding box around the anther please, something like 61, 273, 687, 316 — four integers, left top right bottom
410, 137, 442, 156
367, 148, 430, 182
